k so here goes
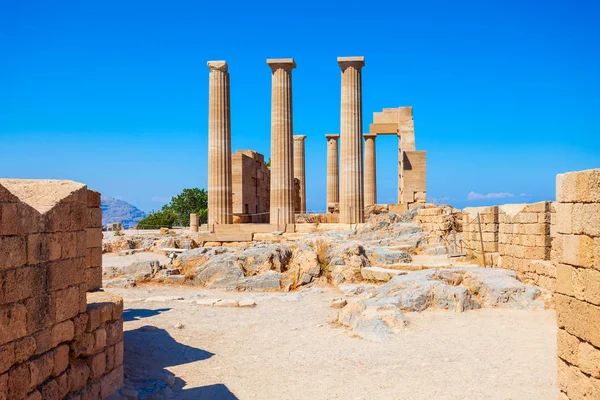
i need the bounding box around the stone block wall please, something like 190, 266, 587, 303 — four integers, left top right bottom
86, 190, 102, 291
232, 150, 270, 223
497, 202, 556, 291
554, 169, 600, 399
462, 206, 499, 265
0, 179, 123, 399
415, 205, 463, 244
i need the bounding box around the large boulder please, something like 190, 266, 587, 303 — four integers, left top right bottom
189, 253, 245, 289
337, 301, 407, 342
325, 243, 370, 285
366, 248, 412, 265
173, 247, 227, 274
286, 245, 321, 289
243, 244, 292, 275
234, 271, 288, 292
102, 260, 162, 280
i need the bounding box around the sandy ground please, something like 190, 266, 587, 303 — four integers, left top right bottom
107, 285, 558, 400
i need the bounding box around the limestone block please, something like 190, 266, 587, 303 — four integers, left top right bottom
0, 236, 26, 271
88, 352, 107, 380
0, 203, 17, 235
40, 378, 58, 399
572, 203, 600, 237
29, 350, 54, 387
51, 320, 75, 347
561, 235, 595, 268
0, 303, 27, 345
557, 357, 600, 399
0, 343, 14, 375
556, 294, 600, 348
14, 336, 35, 364
557, 169, 600, 203
558, 328, 580, 366
86, 247, 102, 268
573, 267, 600, 306
69, 359, 90, 393
8, 363, 32, 399
105, 320, 123, 346
54, 286, 81, 323
100, 365, 123, 398
0, 373, 7, 400
2, 265, 46, 305
48, 258, 85, 291
55, 371, 69, 399
85, 266, 102, 292
578, 340, 600, 378
87, 190, 101, 208
52, 345, 69, 377
85, 228, 103, 249
87, 208, 102, 229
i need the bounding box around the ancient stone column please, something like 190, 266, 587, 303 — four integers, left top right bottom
207, 60, 233, 226
364, 134, 377, 206
325, 134, 340, 212
338, 56, 365, 224
267, 58, 296, 226
190, 213, 199, 232
293, 135, 307, 213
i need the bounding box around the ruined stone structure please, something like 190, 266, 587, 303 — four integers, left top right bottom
415, 205, 463, 245
325, 134, 340, 213
293, 135, 306, 213
369, 106, 426, 208
555, 169, 600, 399
189, 213, 199, 232
363, 134, 377, 206
0, 179, 123, 399
338, 56, 365, 224
232, 150, 271, 223
207, 60, 233, 227
268, 58, 296, 226
461, 203, 556, 291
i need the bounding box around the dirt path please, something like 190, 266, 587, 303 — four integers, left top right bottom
111, 285, 557, 400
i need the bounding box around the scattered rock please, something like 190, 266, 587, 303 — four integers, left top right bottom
214, 299, 239, 307
103, 277, 137, 288
195, 298, 220, 306
331, 298, 347, 308
238, 298, 257, 308
173, 323, 184, 329
145, 296, 184, 302
139, 325, 159, 332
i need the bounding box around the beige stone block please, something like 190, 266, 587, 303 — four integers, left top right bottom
70, 332, 95, 358
93, 327, 107, 354
573, 267, 600, 306
0, 343, 14, 375
72, 313, 88, 341
2, 265, 46, 304
54, 286, 81, 323
39, 378, 58, 400
8, 363, 32, 400
47, 257, 85, 291
29, 350, 54, 387
52, 345, 69, 377
557, 172, 577, 203
86, 247, 102, 268
557, 328, 580, 366
86, 208, 102, 229
68, 359, 90, 393
0, 236, 26, 271
85, 228, 103, 249
114, 340, 124, 367
87, 190, 101, 208
41, 203, 71, 233
88, 352, 107, 380
51, 320, 74, 347
85, 266, 102, 292
105, 320, 123, 346
579, 341, 600, 378
556, 294, 600, 348
561, 234, 595, 268
557, 357, 600, 399
0, 372, 7, 400
0, 203, 17, 235
573, 203, 600, 237
55, 371, 69, 399
99, 365, 123, 398
14, 336, 35, 364
69, 203, 86, 231
0, 303, 27, 345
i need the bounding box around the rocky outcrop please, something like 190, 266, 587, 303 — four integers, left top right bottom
326, 243, 370, 285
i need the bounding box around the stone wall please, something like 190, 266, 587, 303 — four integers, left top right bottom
232, 150, 270, 223
554, 169, 600, 399
462, 206, 499, 265
462, 203, 556, 291
0, 179, 123, 399
415, 205, 463, 244
497, 202, 555, 291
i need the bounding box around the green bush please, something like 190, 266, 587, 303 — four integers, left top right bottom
137, 188, 208, 229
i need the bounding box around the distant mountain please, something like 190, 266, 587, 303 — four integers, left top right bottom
101, 196, 147, 228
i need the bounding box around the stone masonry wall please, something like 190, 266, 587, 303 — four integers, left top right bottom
555, 169, 600, 399
462, 206, 499, 265
497, 202, 556, 291
415, 205, 463, 245
0, 179, 123, 399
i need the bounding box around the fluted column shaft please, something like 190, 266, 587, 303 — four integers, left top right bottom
338, 56, 365, 224
364, 134, 377, 206
267, 58, 296, 226
293, 135, 307, 213
325, 134, 339, 212
207, 60, 232, 225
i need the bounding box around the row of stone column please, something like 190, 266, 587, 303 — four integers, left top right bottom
326, 131, 377, 212
207, 59, 307, 227
208, 57, 366, 226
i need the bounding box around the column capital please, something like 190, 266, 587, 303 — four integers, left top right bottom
293, 135, 307, 141
338, 56, 365, 70
363, 133, 377, 140
325, 133, 340, 140
267, 58, 296, 71
207, 60, 228, 72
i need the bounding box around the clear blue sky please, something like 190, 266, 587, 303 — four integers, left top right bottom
1, 0, 599, 212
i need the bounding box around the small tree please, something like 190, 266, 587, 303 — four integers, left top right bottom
138, 188, 209, 229
137, 209, 178, 229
